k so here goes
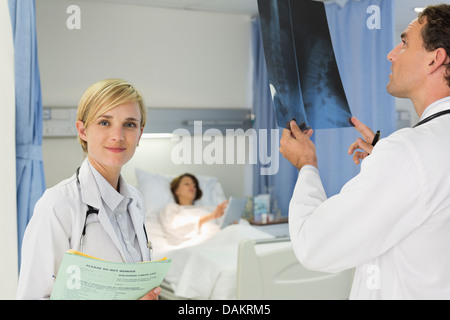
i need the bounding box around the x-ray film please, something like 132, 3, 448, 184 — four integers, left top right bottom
258, 0, 352, 129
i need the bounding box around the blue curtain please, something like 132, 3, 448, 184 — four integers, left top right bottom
8, 0, 46, 264
252, 0, 396, 214
316, 0, 396, 196
252, 19, 297, 217
252, 18, 274, 202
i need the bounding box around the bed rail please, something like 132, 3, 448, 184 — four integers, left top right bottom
236, 237, 353, 300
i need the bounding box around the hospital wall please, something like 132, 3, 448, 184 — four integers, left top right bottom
0, 1, 18, 299
36, 0, 254, 197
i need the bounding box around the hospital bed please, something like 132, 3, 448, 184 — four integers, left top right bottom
132, 168, 353, 300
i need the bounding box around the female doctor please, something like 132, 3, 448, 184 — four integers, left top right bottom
17, 79, 160, 300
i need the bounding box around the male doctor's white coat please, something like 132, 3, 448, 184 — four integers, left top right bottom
289, 97, 450, 299
16, 159, 151, 300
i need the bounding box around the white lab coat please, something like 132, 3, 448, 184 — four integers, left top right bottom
16, 158, 151, 300
289, 97, 450, 299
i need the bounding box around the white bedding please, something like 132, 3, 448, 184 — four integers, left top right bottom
147, 218, 274, 299
136, 168, 276, 299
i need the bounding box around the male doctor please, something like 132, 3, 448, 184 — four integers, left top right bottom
280, 4, 450, 299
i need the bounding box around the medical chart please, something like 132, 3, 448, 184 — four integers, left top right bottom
50, 250, 171, 300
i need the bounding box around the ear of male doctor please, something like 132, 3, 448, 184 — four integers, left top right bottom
17, 79, 160, 300
280, 4, 450, 300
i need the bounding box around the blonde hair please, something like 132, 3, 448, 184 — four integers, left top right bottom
76, 79, 146, 152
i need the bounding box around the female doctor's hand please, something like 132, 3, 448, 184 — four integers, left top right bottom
139, 287, 161, 300
347, 117, 376, 165
279, 120, 317, 170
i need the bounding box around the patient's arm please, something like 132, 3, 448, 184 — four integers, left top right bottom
199, 200, 228, 228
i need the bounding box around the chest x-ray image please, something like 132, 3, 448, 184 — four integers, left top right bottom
258, 0, 352, 130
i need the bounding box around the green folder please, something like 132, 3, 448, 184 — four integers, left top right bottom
50, 250, 171, 300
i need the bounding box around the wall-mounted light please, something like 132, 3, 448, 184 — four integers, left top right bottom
414, 7, 425, 13
144, 107, 253, 136
141, 133, 173, 139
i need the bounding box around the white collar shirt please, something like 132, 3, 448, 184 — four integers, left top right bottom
88, 162, 143, 263
419, 96, 450, 122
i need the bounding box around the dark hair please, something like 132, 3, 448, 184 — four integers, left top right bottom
418, 4, 450, 87
170, 173, 203, 204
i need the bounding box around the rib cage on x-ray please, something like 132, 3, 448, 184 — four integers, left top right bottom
258, 0, 352, 130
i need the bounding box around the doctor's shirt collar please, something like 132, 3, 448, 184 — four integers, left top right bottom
87, 161, 133, 212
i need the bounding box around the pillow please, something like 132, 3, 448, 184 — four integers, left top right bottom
135, 168, 227, 223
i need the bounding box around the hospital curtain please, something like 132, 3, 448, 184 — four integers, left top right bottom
316, 0, 396, 196
252, 0, 396, 214
252, 19, 297, 217
0, 0, 19, 299
251, 18, 273, 202
8, 0, 46, 264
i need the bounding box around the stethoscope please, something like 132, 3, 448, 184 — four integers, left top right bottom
76, 167, 152, 261
413, 109, 450, 128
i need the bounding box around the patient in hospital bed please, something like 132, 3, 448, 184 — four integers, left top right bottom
134, 168, 244, 255
135, 168, 276, 299
159, 173, 229, 245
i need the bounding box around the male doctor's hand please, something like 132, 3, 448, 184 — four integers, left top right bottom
279, 120, 317, 170
347, 117, 376, 165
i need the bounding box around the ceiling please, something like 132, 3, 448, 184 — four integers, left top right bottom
88, 0, 448, 36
